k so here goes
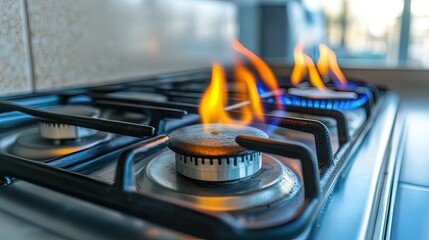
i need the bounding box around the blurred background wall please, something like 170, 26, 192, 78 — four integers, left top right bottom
2, 0, 429, 100
0, 0, 236, 96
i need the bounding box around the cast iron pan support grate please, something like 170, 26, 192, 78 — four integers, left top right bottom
227, 111, 335, 170
57, 95, 187, 135
0, 132, 321, 239
0, 101, 155, 138
263, 103, 350, 146
288, 106, 349, 146
91, 100, 187, 135
263, 115, 334, 170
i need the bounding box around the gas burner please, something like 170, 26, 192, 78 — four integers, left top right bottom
168, 124, 268, 182
282, 86, 370, 110
137, 124, 301, 212
1, 105, 111, 161
39, 105, 100, 140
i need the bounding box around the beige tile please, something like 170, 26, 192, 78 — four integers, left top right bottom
27, 0, 236, 91
0, 0, 31, 96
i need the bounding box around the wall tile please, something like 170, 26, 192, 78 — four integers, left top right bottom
0, 0, 31, 96
27, 0, 236, 91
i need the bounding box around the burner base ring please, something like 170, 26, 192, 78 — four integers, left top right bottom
137, 151, 300, 211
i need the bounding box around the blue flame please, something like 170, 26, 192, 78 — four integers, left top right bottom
257, 82, 267, 95
281, 92, 369, 110
256, 77, 370, 110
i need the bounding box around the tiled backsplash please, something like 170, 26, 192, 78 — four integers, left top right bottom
0, 0, 236, 96
0, 0, 32, 96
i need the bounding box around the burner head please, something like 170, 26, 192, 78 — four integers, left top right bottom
168, 124, 268, 182
283, 86, 370, 110
39, 105, 100, 140
288, 87, 357, 99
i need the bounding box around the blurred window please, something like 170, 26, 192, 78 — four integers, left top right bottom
239, 0, 428, 68
321, 0, 404, 67
409, 0, 429, 67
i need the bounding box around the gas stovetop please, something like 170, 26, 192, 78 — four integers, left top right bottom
0, 67, 403, 239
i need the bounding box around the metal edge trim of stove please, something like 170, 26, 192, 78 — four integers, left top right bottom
373, 112, 406, 240
384, 115, 407, 239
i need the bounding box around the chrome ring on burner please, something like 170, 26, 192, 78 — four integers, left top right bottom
138, 151, 299, 211
175, 152, 262, 182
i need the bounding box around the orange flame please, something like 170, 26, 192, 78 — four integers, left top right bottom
199, 40, 282, 126
234, 63, 265, 123
233, 40, 282, 102
199, 63, 265, 126
291, 43, 307, 86
317, 44, 347, 88
199, 63, 231, 124
291, 44, 327, 90
291, 44, 349, 90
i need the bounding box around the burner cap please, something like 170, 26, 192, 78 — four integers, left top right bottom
168, 124, 268, 182
39, 105, 100, 140
288, 87, 357, 99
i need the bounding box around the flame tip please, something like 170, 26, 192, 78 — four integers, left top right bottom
200, 40, 282, 128
291, 43, 348, 90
